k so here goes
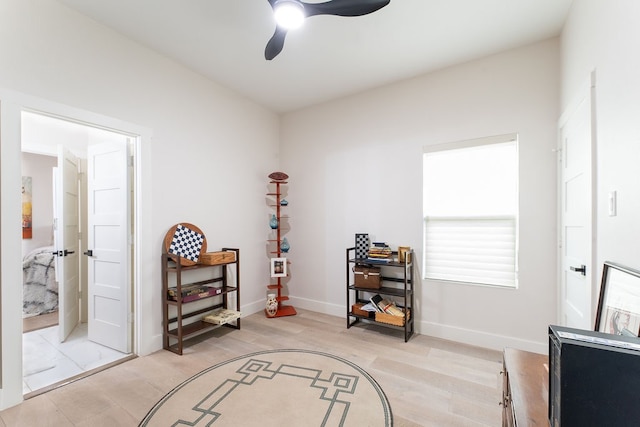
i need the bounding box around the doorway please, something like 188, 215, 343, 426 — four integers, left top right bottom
21, 111, 133, 395
558, 72, 597, 329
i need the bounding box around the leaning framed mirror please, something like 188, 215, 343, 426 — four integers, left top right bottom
594, 262, 640, 337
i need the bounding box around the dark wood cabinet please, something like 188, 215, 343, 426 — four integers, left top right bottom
501, 348, 548, 426
161, 248, 240, 355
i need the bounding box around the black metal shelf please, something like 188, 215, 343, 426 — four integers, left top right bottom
346, 246, 415, 342
348, 285, 412, 298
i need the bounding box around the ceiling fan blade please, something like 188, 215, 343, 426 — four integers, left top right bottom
303, 0, 390, 17
263, 0, 389, 59
265, 26, 288, 60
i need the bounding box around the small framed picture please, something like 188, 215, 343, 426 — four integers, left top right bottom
595, 262, 640, 337
398, 246, 411, 264
270, 257, 287, 278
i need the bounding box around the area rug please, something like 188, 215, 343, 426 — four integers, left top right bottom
140, 349, 392, 426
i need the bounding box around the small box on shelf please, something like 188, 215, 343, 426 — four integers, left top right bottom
353, 265, 381, 289
199, 251, 236, 265
375, 309, 410, 326
352, 303, 375, 319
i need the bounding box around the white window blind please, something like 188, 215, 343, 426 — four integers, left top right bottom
424, 216, 516, 287
423, 135, 518, 287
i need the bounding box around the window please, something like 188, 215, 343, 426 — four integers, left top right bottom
423, 134, 518, 287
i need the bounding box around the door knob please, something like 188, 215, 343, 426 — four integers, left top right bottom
83, 250, 93, 257
570, 265, 587, 276
53, 249, 75, 256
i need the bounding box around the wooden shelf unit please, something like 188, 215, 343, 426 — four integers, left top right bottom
266, 179, 296, 317
346, 246, 414, 342
161, 247, 240, 355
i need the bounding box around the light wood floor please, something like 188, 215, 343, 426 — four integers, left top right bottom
0, 309, 503, 426
23, 311, 58, 333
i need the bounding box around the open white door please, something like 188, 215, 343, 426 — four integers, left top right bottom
86, 138, 131, 353
54, 146, 81, 342
559, 76, 596, 329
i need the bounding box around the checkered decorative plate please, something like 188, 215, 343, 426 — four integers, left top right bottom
355, 233, 370, 260
163, 223, 208, 266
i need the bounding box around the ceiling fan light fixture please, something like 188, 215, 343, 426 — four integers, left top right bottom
274, 0, 305, 30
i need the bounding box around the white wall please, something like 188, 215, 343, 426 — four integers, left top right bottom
561, 2, 640, 281
8, 0, 638, 409
21, 153, 56, 256
281, 39, 560, 352
0, 0, 279, 406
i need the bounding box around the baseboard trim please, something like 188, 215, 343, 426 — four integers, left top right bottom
420, 320, 547, 354
287, 296, 344, 317
283, 297, 547, 354
240, 298, 548, 354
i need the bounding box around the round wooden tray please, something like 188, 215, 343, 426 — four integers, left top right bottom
163, 223, 207, 266
268, 171, 289, 181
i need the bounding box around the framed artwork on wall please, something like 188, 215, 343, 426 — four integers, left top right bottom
595, 262, 640, 337
22, 176, 32, 239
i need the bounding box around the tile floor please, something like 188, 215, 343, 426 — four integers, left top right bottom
23, 323, 130, 395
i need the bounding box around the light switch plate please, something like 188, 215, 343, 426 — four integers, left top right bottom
609, 191, 617, 217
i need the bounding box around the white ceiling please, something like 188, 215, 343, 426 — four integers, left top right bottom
57, 0, 573, 113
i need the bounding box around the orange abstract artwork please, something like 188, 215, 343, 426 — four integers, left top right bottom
22, 176, 32, 239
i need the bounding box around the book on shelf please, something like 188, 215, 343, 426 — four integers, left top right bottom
366, 257, 392, 264
370, 294, 404, 317
369, 296, 385, 313
203, 308, 241, 325
368, 248, 392, 255
168, 285, 222, 302
360, 302, 379, 312
368, 242, 392, 261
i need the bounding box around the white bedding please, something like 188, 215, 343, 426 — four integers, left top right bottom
23, 246, 58, 316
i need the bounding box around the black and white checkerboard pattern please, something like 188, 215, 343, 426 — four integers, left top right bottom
169, 224, 204, 262
355, 233, 369, 259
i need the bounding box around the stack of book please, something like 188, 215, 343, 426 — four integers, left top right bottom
368, 242, 392, 263
369, 294, 404, 317
168, 284, 222, 302
203, 308, 242, 325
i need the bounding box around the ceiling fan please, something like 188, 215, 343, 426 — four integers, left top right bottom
265, 0, 391, 60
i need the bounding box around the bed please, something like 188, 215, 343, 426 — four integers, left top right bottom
23, 246, 58, 316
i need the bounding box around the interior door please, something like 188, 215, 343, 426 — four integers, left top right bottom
86, 138, 131, 353
559, 79, 596, 329
55, 146, 81, 341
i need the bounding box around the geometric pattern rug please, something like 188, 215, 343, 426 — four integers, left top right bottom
139, 349, 393, 426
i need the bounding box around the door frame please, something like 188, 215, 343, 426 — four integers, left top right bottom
557, 71, 598, 327
0, 89, 153, 409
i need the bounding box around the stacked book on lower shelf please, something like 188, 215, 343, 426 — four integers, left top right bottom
352, 294, 410, 327
203, 308, 242, 326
